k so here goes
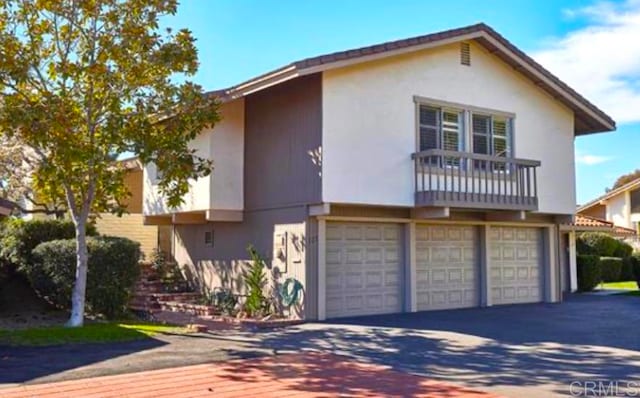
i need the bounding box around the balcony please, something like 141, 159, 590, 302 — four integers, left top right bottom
412, 149, 541, 211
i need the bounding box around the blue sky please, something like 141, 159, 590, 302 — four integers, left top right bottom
163, 0, 640, 205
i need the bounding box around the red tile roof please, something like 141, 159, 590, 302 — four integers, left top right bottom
571, 215, 637, 236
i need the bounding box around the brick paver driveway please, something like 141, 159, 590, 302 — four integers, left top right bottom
0, 353, 497, 398
2, 294, 639, 397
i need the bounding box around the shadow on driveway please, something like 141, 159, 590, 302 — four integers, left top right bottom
219, 294, 640, 397
0, 338, 167, 384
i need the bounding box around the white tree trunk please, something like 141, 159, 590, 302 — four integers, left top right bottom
67, 218, 88, 327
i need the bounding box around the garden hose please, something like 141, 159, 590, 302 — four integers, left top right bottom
280, 278, 303, 307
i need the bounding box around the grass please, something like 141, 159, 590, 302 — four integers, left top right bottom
0, 322, 186, 346
619, 291, 640, 297
601, 281, 639, 290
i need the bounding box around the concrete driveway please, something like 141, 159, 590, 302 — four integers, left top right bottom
2, 294, 639, 397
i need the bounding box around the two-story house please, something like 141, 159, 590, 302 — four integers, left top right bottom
578, 178, 640, 235
143, 23, 615, 320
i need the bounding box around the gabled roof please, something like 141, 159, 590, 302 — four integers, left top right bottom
578, 177, 640, 212
210, 23, 615, 135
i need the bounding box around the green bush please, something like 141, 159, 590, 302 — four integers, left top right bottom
0, 219, 97, 270
630, 255, 640, 289
244, 245, 268, 317
599, 257, 623, 282
29, 236, 140, 319
613, 240, 634, 258
621, 256, 636, 281
576, 232, 631, 258
577, 254, 601, 292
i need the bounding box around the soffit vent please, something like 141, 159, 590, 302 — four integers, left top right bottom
461, 42, 471, 66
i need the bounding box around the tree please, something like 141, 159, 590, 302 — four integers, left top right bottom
0, 0, 220, 326
608, 169, 640, 192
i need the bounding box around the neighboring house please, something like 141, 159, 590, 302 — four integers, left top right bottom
143, 23, 615, 320
92, 157, 172, 259
578, 178, 640, 235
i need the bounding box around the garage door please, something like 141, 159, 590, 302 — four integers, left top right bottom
416, 225, 479, 311
325, 222, 403, 318
490, 226, 543, 305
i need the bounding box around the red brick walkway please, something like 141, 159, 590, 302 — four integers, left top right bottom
0, 353, 500, 398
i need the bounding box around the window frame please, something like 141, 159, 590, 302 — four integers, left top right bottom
414, 96, 516, 161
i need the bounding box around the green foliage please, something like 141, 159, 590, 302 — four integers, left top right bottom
613, 241, 634, 258
599, 257, 623, 282
577, 254, 601, 292
621, 256, 636, 281
211, 287, 238, 316
630, 254, 640, 289
609, 169, 640, 191
28, 236, 141, 319
576, 232, 629, 257
0, 218, 96, 269
244, 245, 268, 317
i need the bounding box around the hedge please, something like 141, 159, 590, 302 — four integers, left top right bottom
621, 256, 636, 281
0, 219, 97, 270
29, 236, 140, 319
577, 254, 601, 292
576, 232, 633, 258
630, 255, 640, 289
599, 257, 623, 282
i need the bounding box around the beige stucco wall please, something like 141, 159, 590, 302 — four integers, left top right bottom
143, 99, 245, 215
322, 41, 576, 215
94, 213, 159, 259
606, 192, 631, 228
172, 207, 308, 319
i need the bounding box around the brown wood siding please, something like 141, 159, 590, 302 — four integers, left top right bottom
330, 205, 411, 219
244, 74, 322, 210
94, 213, 158, 259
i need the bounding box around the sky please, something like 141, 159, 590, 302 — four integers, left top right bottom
162, 0, 640, 205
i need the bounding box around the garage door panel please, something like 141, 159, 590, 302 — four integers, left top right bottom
326, 222, 403, 318
490, 226, 543, 305
416, 225, 479, 311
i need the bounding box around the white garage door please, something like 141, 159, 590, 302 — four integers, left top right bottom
416, 225, 479, 311
325, 222, 403, 318
490, 226, 543, 305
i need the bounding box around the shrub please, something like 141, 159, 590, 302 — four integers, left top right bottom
630, 255, 640, 289
621, 256, 636, 281
613, 240, 634, 258
577, 254, 601, 292
576, 232, 629, 257
29, 236, 140, 319
244, 245, 268, 317
0, 219, 97, 270
599, 257, 623, 282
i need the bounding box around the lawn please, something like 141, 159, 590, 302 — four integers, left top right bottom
601, 281, 639, 290
0, 322, 186, 346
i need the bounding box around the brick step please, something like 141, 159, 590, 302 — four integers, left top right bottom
150, 292, 202, 303
158, 301, 215, 316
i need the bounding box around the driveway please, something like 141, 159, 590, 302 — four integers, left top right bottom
2, 294, 639, 397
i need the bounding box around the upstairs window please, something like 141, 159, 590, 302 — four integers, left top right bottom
471, 114, 512, 157
419, 105, 464, 153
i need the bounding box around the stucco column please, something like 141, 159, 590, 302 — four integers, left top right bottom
479, 225, 492, 307
543, 226, 559, 303
404, 222, 417, 312
317, 218, 327, 321
569, 231, 578, 292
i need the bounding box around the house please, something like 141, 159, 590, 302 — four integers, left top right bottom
92, 157, 172, 259
22, 157, 171, 259
578, 178, 640, 235
143, 23, 615, 320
